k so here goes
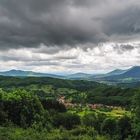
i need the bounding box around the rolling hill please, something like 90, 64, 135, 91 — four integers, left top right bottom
66, 73, 92, 80
106, 69, 127, 76
94, 66, 140, 83
0, 69, 64, 78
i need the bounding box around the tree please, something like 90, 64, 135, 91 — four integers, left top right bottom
1, 89, 45, 127
117, 116, 132, 140
53, 113, 80, 129
101, 118, 117, 136
82, 113, 98, 129
0, 101, 7, 124
133, 92, 140, 139
41, 99, 66, 112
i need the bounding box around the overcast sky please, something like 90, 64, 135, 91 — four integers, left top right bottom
0, 0, 140, 73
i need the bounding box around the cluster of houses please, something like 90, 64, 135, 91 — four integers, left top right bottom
57, 96, 76, 108
58, 96, 119, 109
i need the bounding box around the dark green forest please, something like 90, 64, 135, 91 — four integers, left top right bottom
0, 76, 140, 140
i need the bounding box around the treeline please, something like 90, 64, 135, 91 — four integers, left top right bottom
0, 76, 100, 91
86, 87, 136, 107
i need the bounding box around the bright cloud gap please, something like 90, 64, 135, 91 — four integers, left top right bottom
0, 42, 140, 74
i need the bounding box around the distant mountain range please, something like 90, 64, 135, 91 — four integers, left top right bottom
65, 72, 92, 80
105, 69, 127, 76
1, 66, 140, 84
91, 66, 140, 83
0, 69, 64, 79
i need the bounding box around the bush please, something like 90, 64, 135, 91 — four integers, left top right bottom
82, 113, 98, 127
117, 116, 132, 139
101, 118, 117, 136
41, 99, 66, 112
53, 113, 80, 129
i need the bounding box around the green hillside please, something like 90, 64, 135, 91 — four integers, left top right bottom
0, 76, 140, 140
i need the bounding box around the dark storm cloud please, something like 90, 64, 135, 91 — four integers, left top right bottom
0, 0, 140, 50
112, 44, 136, 54
119, 45, 135, 51
103, 6, 140, 36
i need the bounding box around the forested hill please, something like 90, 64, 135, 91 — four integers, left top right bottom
0, 76, 101, 91
0, 76, 136, 107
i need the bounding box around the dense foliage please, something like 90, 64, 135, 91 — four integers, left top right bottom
0, 76, 140, 140
0, 76, 136, 107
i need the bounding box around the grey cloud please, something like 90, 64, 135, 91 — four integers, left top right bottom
112, 44, 138, 54
0, 0, 140, 50
32, 45, 72, 54
119, 45, 135, 51
55, 56, 77, 60
103, 5, 140, 37
26, 61, 60, 66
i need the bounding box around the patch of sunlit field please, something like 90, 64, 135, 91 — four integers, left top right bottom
68, 106, 131, 118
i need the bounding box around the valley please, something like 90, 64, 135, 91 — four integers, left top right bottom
0, 75, 139, 140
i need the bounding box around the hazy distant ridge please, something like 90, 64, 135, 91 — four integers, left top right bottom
1, 66, 140, 83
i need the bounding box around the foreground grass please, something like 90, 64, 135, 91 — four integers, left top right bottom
0, 126, 111, 140
0, 127, 109, 140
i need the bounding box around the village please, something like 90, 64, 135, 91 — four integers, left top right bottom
57, 96, 120, 110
